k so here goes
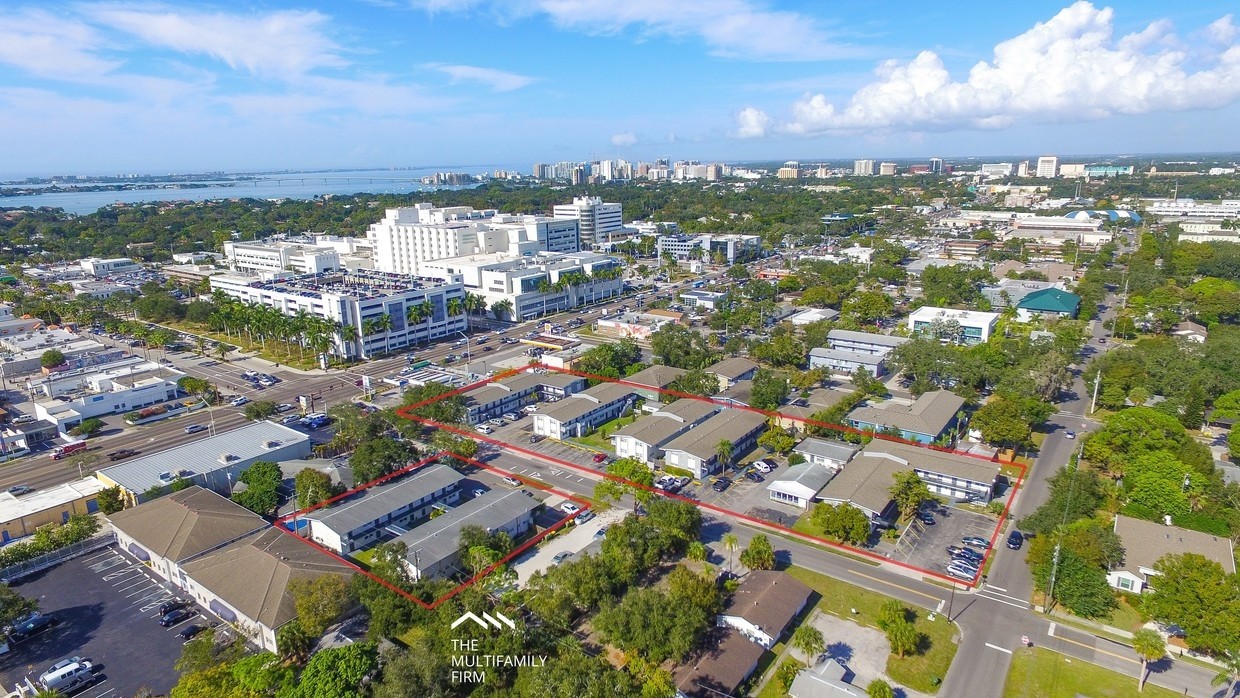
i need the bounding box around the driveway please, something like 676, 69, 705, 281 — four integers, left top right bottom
512, 507, 627, 584
806, 611, 933, 698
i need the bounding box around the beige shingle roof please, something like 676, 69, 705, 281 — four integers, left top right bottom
108, 486, 266, 562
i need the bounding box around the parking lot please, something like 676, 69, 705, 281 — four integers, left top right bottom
887, 504, 999, 576
1, 546, 216, 697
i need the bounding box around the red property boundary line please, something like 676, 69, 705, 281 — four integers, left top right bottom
271, 451, 591, 609
394, 362, 1030, 590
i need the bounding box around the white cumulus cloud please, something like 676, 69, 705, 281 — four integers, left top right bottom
411, 0, 859, 61
87, 6, 347, 75
426, 64, 535, 91
732, 107, 771, 138
610, 132, 638, 147
744, 1, 1240, 137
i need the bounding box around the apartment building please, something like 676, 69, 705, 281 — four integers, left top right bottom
210, 269, 465, 360
611, 399, 718, 465
396, 490, 538, 580
463, 371, 586, 424
853, 160, 875, 176
656, 233, 761, 265
304, 464, 464, 554
847, 390, 966, 445
661, 409, 768, 479
532, 382, 637, 440
807, 329, 909, 377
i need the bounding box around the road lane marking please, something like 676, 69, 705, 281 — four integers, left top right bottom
985, 643, 1013, 654
985, 584, 1008, 592
847, 569, 941, 602
1050, 627, 1137, 664
1048, 622, 1056, 636
976, 593, 1031, 610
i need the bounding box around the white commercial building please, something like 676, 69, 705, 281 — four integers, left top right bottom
223, 240, 341, 276
0, 328, 125, 377
980, 163, 1013, 178
907, 307, 999, 345
1035, 156, 1059, 178
656, 233, 761, 265
366, 203, 580, 275
853, 160, 875, 176
1001, 216, 1111, 248
421, 251, 623, 322
30, 358, 183, 431
553, 196, 624, 247
79, 257, 141, 277
1142, 198, 1240, 218
210, 269, 466, 360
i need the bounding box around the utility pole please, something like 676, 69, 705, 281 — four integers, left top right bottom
1090, 371, 1101, 415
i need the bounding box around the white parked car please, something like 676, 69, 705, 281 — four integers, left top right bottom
559, 502, 581, 515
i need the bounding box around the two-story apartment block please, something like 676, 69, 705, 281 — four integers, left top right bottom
817, 440, 999, 525
304, 464, 464, 554
662, 409, 768, 479
808, 330, 910, 378
847, 390, 966, 445
907, 307, 999, 345
623, 364, 687, 402
396, 490, 538, 580
463, 371, 586, 425
532, 382, 637, 440
611, 399, 719, 465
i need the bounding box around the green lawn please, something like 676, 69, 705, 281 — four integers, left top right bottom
1003, 647, 1181, 698
784, 566, 958, 693
754, 656, 803, 698
350, 548, 376, 571
570, 414, 632, 451
1103, 596, 1147, 633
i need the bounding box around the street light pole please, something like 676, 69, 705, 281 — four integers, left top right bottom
1089, 371, 1101, 415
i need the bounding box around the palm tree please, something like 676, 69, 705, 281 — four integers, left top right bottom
416, 301, 434, 345
715, 439, 733, 471
194, 335, 207, 357
447, 296, 465, 332
1131, 629, 1165, 692
537, 278, 552, 317
360, 317, 381, 359
1211, 650, 1240, 696
722, 533, 739, 575
377, 313, 394, 355
791, 624, 825, 662
338, 322, 359, 360
214, 342, 229, 362
686, 541, 707, 562
492, 299, 513, 321
404, 303, 428, 347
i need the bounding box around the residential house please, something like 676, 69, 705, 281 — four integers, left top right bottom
817, 440, 1000, 524
1171, 321, 1208, 344
623, 364, 687, 402
611, 399, 718, 465
395, 490, 538, 580
717, 570, 814, 648
777, 389, 856, 431
793, 438, 861, 469
846, 391, 966, 445
789, 659, 861, 697
1015, 288, 1080, 320
662, 409, 768, 479
1106, 515, 1236, 593
714, 380, 755, 408
767, 463, 838, 510
674, 628, 766, 698
304, 464, 464, 554
705, 358, 759, 390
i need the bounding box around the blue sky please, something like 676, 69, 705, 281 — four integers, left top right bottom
2, 1, 1238, 175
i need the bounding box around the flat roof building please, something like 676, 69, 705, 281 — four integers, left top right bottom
95, 422, 311, 504
906, 307, 999, 346
210, 269, 466, 360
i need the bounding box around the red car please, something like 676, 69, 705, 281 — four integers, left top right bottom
592, 453, 607, 463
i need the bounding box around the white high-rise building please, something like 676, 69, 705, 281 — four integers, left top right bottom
929, 157, 944, 174
980, 163, 1014, 178
853, 160, 875, 176
879, 162, 898, 176
367, 203, 580, 275
1036, 156, 1059, 178
553, 196, 624, 247
1016, 161, 1030, 177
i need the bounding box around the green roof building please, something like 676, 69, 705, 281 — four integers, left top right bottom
1016, 287, 1080, 319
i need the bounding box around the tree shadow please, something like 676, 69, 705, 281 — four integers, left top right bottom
823, 641, 853, 664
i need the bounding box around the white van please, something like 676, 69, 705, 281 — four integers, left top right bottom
39, 657, 94, 693
475, 424, 494, 435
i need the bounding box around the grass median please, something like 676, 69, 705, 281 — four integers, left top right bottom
1003, 646, 1181, 698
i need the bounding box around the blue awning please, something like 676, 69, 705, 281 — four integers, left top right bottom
209, 599, 237, 622
127, 543, 150, 561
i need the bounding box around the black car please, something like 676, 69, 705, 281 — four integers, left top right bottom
744, 471, 764, 483
1006, 531, 1024, 550
8, 613, 57, 641
946, 545, 983, 563
177, 622, 218, 641
711, 477, 732, 492
160, 607, 197, 627
159, 598, 190, 616
917, 511, 936, 525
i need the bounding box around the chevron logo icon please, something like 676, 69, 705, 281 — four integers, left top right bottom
451, 611, 516, 630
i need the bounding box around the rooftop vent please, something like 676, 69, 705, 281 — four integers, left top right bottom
218, 453, 239, 464
262, 440, 281, 449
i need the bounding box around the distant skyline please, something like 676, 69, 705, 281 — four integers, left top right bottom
2, 1, 1239, 175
